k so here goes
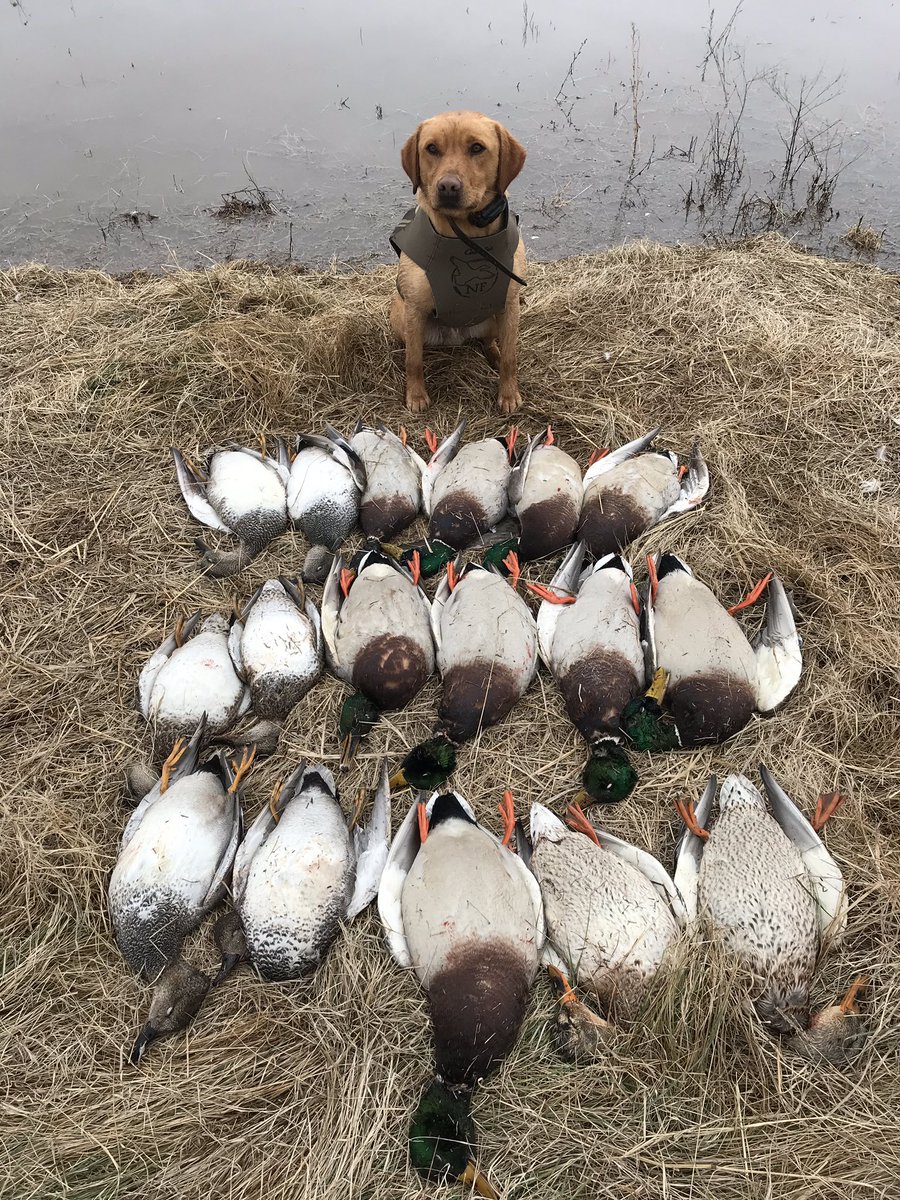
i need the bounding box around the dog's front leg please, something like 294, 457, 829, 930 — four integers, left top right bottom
496, 288, 522, 414
403, 305, 431, 413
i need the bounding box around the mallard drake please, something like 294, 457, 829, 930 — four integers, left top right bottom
426, 424, 517, 550
286, 430, 367, 551
348, 422, 427, 540
378, 789, 544, 1195
674, 770, 865, 1061
622, 553, 802, 749
508, 426, 582, 560
322, 547, 435, 765
433, 557, 537, 744
236, 577, 322, 720
578, 428, 709, 557
138, 612, 249, 761
528, 801, 686, 1058
129, 958, 211, 1065
221, 762, 389, 982
109, 719, 250, 978
528, 542, 642, 804
172, 443, 289, 577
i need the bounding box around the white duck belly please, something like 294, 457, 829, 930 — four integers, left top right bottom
146, 619, 246, 751
533, 830, 677, 1022
654, 572, 758, 744
550, 569, 644, 740
206, 450, 288, 548
437, 571, 537, 743
109, 772, 235, 977
516, 444, 582, 560
334, 565, 434, 708
429, 440, 511, 549
288, 445, 359, 548
351, 428, 422, 540
580, 453, 679, 556
238, 787, 353, 981
240, 583, 322, 719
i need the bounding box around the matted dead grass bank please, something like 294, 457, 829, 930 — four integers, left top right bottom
1, 235, 899, 1200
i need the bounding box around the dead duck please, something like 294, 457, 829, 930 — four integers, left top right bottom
322, 547, 435, 766
128, 958, 211, 1066
674, 770, 865, 1061
235, 576, 322, 720
137, 612, 249, 761
528, 541, 642, 804
378, 789, 544, 1195
348, 422, 428, 540
508, 426, 582, 560
108, 719, 250, 978
286, 430, 367, 551
622, 553, 802, 749
578, 428, 709, 558
426, 423, 517, 550
528, 801, 686, 1059
222, 762, 389, 982
172, 442, 289, 577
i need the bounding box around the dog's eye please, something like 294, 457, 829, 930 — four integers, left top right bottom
469, 142, 485, 155
425, 143, 440, 156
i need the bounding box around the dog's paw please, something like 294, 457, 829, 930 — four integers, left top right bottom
406, 388, 431, 413
498, 388, 522, 414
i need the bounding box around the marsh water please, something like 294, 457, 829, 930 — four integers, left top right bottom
2, 0, 898, 270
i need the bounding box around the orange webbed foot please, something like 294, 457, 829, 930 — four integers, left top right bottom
423, 428, 438, 454
565, 802, 601, 846
503, 551, 521, 589
159, 737, 187, 793
675, 795, 709, 840
813, 790, 846, 831
417, 799, 429, 843
339, 568, 356, 599
727, 571, 773, 616
498, 790, 516, 848
526, 581, 575, 605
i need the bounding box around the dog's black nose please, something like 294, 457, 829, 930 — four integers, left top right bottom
436, 174, 463, 204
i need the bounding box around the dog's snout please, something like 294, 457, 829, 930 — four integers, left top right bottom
436, 174, 463, 204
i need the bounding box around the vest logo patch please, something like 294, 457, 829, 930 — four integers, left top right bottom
450, 252, 499, 297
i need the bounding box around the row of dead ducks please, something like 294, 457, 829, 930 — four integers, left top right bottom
139, 539, 803, 808
171, 421, 710, 581
111, 729, 865, 1195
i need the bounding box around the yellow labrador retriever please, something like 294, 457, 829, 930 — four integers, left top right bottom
390, 111, 527, 413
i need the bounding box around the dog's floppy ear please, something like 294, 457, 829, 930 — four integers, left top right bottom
400, 127, 422, 192
494, 123, 527, 194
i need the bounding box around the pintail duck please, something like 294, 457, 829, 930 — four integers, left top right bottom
109, 719, 250, 977
578, 428, 709, 558
378, 789, 544, 1195
508, 426, 582, 561
622, 553, 802, 749
235, 577, 322, 720
172, 442, 289, 577
286, 430, 367, 551
675, 770, 865, 1061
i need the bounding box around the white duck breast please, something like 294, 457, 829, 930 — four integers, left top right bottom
138, 613, 249, 759
510, 434, 582, 560
172, 446, 289, 576
578, 430, 708, 558
434, 567, 538, 743
238, 578, 323, 719
536, 544, 644, 741
675, 771, 845, 1033
381, 792, 544, 1084
429, 438, 511, 550
109, 729, 241, 978
649, 557, 801, 746
287, 436, 364, 550
233, 764, 388, 981
324, 557, 434, 710
529, 803, 680, 1023
350, 425, 425, 540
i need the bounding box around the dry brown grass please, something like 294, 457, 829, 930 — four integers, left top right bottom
2, 235, 899, 1200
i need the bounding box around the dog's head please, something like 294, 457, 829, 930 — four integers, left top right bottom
400, 111, 526, 217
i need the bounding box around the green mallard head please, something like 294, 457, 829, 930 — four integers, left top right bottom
389, 735, 457, 791
399, 539, 456, 579
338, 692, 381, 768
577, 739, 638, 806
409, 1080, 497, 1196
481, 537, 521, 574
620, 668, 682, 752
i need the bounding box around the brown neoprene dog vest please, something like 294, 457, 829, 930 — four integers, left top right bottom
390, 206, 520, 328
